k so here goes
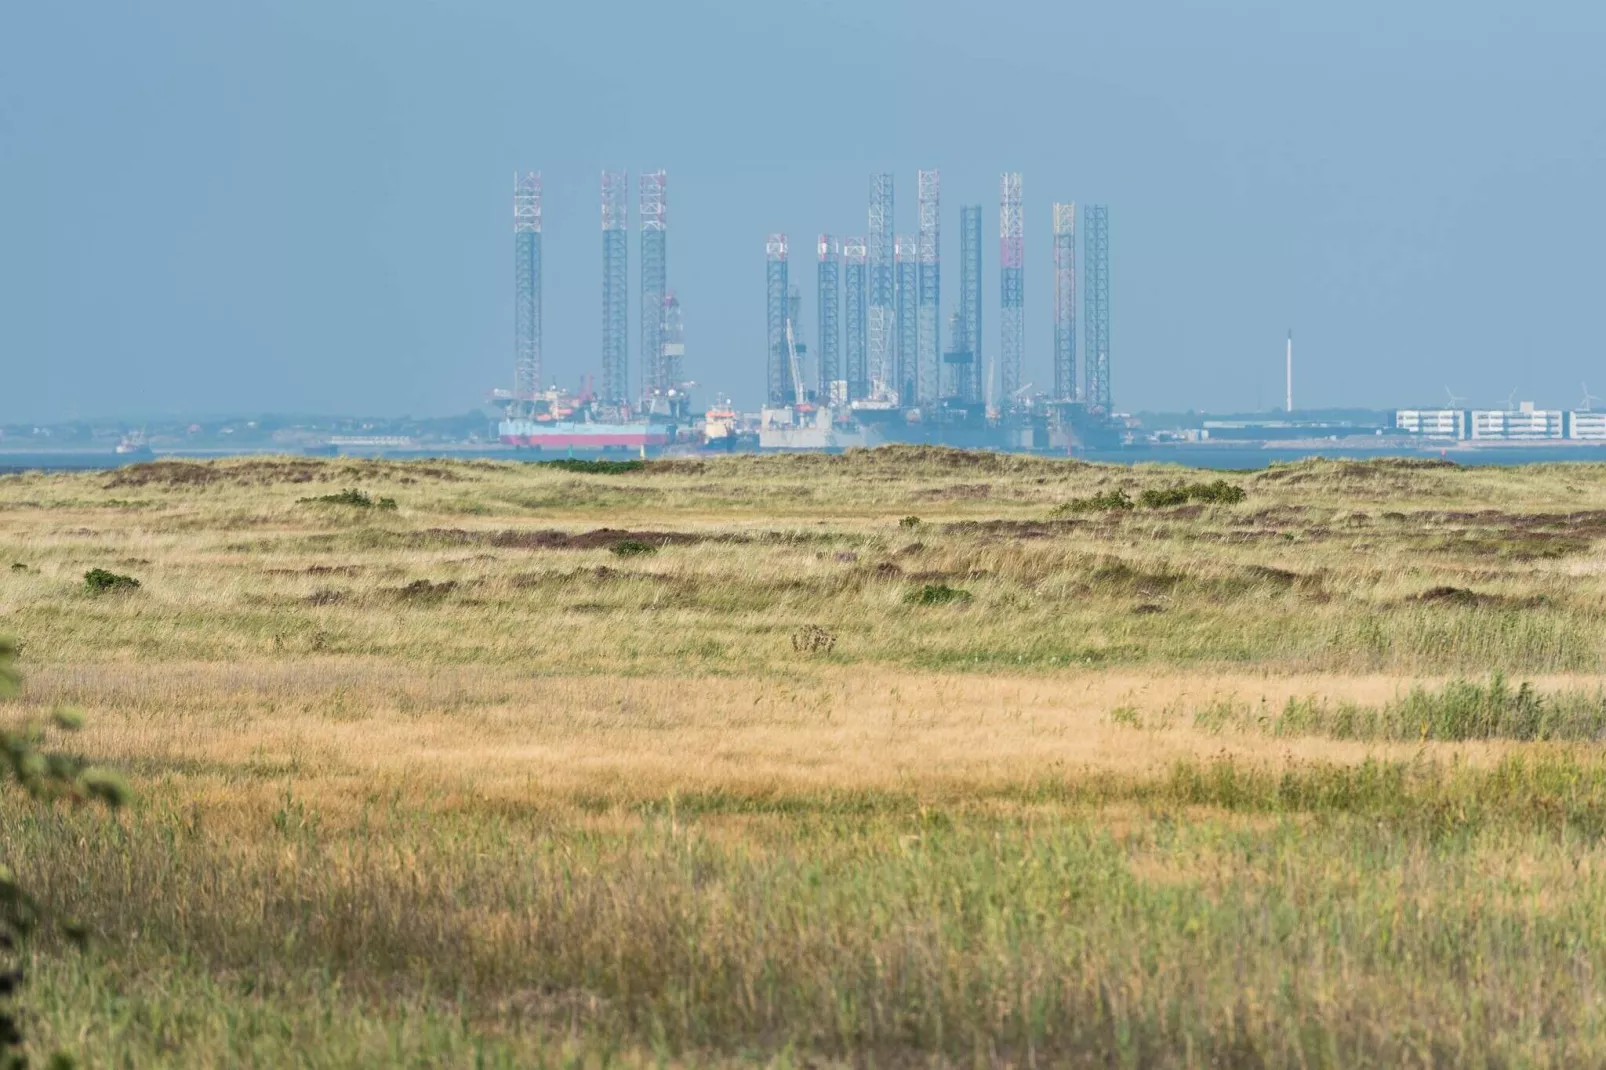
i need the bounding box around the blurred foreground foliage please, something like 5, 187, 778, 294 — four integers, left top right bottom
0, 636, 126, 1069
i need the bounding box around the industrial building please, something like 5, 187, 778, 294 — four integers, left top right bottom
1395, 404, 1606, 442
1472, 404, 1564, 440
1570, 412, 1606, 440
1395, 409, 1468, 439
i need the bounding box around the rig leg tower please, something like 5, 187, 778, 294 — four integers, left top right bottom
512, 172, 542, 415
895, 234, 919, 408
817, 235, 841, 403
1052, 202, 1077, 403
917, 169, 941, 408
1084, 205, 1111, 414
999, 172, 1025, 412
766, 234, 791, 405
959, 205, 983, 405
843, 237, 868, 401
639, 171, 668, 402
600, 171, 631, 406
866, 174, 896, 402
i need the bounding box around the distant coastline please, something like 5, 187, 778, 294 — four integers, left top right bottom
6, 440, 1606, 473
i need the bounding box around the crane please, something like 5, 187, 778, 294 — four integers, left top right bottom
785, 316, 810, 414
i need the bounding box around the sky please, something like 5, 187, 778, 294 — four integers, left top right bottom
2, 0, 1603, 422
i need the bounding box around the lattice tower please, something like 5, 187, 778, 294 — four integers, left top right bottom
842, 237, 868, 401
1053, 202, 1077, 402
639, 171, 668, 399
917, 169, 941, 407
1084, 204, 1111, 413
766, 234, 791, 405
895, 234, 919, 407
817, 235, 841, 401
866, 173, 896, 400
513, 172, 542, 406
600, 171, 630, 404
660, 291, 684, 386
999, 172, 1024, 409
959, 206, 982, 404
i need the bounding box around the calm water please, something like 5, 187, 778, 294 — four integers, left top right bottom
4, 445, 1606, 474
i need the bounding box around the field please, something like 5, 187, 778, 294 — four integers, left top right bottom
4, 448, 1606, 1066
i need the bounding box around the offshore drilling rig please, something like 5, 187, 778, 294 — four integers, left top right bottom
495, 168, 1119, 452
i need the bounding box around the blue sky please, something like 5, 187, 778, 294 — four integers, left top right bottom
2, 0, 1602, 421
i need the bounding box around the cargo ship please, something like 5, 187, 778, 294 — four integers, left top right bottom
498, 418, 671, 451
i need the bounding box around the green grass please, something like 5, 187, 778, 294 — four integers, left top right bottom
1198, 674, 1606, 742
15, 756, 1606, 1065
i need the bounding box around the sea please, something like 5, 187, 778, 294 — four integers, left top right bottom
5, 444, 1606, 474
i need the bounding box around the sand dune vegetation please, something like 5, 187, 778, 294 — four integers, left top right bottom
5, 448, 1606, 1065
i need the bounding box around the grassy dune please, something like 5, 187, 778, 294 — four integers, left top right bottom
4, 449, 1606, 1065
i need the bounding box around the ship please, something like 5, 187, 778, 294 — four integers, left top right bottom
498, 418, 671, 451
115, 433, 154, 459
703, 397, 740, 448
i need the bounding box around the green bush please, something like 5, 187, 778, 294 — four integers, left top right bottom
611, 540, 659, 558
899, 516, 923, 528
540, 459, 645, 474
298, 488, 395, 509
1138, 480, 1247, 508
907, 583, 971, 606
1051, 488, 1135, 515
83, 569, 139, 594
0, 636, 127, 1066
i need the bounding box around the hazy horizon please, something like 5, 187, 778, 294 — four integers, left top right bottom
3, 1, 1602, 423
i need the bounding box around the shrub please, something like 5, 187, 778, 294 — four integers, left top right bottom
899, 516, 923, 528
539, 459, 645, 474
393, 579, 457, 601
611, 539, 659, 557
300, 488, 374, 508
8, 564, 25, 573
83, 569, 139, 594
1051, 488, 1134, 515
1138, 480, 1246, 509
1195, 480, 1246, 504
297, 489, 397, 510
791, 625, 837, 655
907, 583, 971, 606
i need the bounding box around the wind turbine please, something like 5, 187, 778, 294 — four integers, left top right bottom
1444, 386, 1467, 409
1582, 383, 1601, 413
1504, 388, 1519, 412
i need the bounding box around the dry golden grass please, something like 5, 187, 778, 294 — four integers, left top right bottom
16, 662, 1567, 808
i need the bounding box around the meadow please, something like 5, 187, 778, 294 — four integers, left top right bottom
4, 448, 1606, 1066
